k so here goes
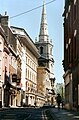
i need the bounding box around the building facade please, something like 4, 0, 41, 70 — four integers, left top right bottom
63, 0, 79, 110
0, 25, 7, 107
0, 14, 21, 107
11, 26, 40, 106
37, 67, 53, 106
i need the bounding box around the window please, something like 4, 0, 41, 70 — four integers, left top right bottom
68, 44, 70, 63
26, 68, 27, 77
68, 13, 70, 33
40, 47, 43, 54
26, 57, 27, 63
30, 72, 31, 80
74, 3, 76, 21
74, 36, 77, 59
50, 47, 52, 55
28, 70, 29, 78
28, 59, 29, 65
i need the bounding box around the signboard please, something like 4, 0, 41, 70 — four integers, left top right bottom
12, 74, 17, 82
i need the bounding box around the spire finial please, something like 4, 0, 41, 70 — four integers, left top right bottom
43, 0, 45, 5
39, 0, 49, 42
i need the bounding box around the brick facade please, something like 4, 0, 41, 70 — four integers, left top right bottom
63, 0, 79, 110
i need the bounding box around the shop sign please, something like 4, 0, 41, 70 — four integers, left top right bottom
12, 74, 17, 82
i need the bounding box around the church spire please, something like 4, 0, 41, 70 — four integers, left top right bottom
39, 1, 49, 42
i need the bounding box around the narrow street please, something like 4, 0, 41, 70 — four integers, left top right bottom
0, 107, 79, 120
0, 107, 48, 120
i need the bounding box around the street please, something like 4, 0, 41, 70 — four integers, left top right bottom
0, 107, 78, 120
0, 107, 48, 120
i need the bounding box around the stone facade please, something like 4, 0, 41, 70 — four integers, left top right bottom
35, 2, 55, 105
0, 25, 6, 107
37, 67, 53, 106
63, 0, 79, 110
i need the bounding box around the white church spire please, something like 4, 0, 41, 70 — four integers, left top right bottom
39, 1, 49, 42
35, 0, 55, 80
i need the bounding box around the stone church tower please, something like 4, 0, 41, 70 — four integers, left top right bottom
35, 2, 54, 80
35, 2, 55, 105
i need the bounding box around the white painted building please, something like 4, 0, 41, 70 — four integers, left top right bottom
11, 26, 40, 106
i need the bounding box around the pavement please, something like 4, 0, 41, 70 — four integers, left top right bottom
0, 107, 10, 111
0, 106, 79, 120
51, 108, 79, 120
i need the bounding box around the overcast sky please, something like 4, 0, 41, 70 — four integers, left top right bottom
0, 0, 65, 83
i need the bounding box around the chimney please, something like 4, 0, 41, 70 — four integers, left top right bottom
0, 12, 9, 32
0, 12, 9, 43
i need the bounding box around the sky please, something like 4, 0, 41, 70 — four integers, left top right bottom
0, 0, 65, 83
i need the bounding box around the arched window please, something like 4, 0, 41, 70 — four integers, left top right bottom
50, 47, 52, 55
40, 47, 43, 54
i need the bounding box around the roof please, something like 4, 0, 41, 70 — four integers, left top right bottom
10, 26, 40, 58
